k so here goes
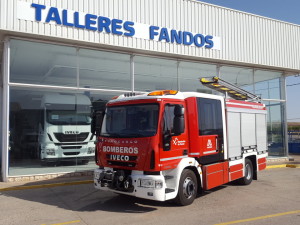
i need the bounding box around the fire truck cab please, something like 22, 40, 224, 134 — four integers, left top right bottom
93, 78, 268, 206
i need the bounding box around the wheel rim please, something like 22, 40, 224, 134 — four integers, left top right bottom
245, 163, 252, 180
183, 177, 196, 199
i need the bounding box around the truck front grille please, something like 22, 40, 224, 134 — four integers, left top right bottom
61, 146, 82, 149
54, 132, 89, 142
106, 154, 137, 168
106, 155, 137, 161
107, 161, 136, 167
63, 152, 80, 156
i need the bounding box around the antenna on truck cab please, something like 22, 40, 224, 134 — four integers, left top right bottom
200, 76, 261, 102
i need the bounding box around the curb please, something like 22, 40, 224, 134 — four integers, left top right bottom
286, 164, 300, 168
266, 164, 300, 169
0, 180, 93, 192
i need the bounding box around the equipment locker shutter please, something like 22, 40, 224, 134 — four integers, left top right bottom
256, 114, 267, 152
227, 112, 241, 158
241, 113, 256, 148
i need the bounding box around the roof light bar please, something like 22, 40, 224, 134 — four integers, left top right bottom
148, 90, 178, 96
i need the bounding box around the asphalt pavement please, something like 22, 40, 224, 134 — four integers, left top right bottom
0, 166, 299, 225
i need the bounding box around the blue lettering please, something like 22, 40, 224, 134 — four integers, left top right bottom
111, 19, 123, 35
74, 12, 85, 29
45, 7, 62, 25
149, 26, 159, 40
194, 34, 205, 47
170, 30, 182, 44
183, 32, 193, 45
98, 16, 111, 33
205, 35, 214, 48
159, 28, 170, 42
85, 14, 97, 31
31, 3, 46, 22
123, 21, 135, 37
62, 9, 74, 27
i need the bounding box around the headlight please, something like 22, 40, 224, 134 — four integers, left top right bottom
94, 170, 100, 179
46, 148, 55, 155
155, 180, 163, 189
138, 179, 163, 189
88, 147, 95, 154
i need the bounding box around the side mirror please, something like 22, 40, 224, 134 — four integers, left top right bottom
174, 104, 184, 117
173, 105, 185, 136
91, 111, 104, 136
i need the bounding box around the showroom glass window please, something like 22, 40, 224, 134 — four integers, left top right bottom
255, 70, 285, 156
10, 39, 77, 87
8, 39, 127, 176
79, 49, 131, 90
178, 61, 216, 93
220, 66, 254, 93
134, 56, 178, 92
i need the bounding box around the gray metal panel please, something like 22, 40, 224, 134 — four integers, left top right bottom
241, 113, 256, 147
227, 112, 241, 158
1, 0, 300, 72
256, 114, 267, 152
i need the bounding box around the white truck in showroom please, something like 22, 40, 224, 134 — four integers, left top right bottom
38, 93, 95, 165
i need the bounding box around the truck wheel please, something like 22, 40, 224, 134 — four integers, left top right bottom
237, 159, 253, 185
175, 169, 198, 206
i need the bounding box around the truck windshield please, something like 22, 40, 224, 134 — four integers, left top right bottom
101, 104, 159, 138
46, 110, 91, 125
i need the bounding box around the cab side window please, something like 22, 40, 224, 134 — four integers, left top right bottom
197, 98, 223, 136
163, 105, 175, 135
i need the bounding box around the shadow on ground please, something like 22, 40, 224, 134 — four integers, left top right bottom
0, 177, 229, 213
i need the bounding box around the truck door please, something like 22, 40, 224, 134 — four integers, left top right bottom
160, 103, 188, 171
197, 97, 225, 164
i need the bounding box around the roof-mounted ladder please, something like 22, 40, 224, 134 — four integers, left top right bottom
200, 77, 261, 102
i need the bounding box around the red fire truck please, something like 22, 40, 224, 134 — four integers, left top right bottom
92, 77, 268, 205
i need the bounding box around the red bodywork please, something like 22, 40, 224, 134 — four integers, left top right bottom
186, 97, 219, 157
96, 98, 189, 172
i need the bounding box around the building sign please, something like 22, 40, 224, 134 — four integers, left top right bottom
17, 1, 220, 50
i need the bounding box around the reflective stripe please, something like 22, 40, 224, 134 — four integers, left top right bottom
190, 153, 200, 155
160, 155, 188, 161
203, 150, 217, 155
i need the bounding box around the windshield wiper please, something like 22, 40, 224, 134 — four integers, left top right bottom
100, 133, 124, 138
123, 133, 146, 137
101, 133, 147, 138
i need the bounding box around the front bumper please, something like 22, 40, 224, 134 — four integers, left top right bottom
94, 168, 168, 201
41, 142, 95, 160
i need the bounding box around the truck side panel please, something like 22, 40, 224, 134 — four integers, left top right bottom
229, 163, 243, 181
202, 161, 229, 190
258, 157, 267, 171
226, 100, 268, 160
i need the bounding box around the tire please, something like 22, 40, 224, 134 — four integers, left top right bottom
237, 159, 253, 185
81, 160, 89, 165
175, 169, 198, 206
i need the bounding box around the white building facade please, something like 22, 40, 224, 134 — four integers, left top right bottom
1, 0, 300, 181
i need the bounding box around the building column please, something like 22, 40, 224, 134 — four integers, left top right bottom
1, 38, 10, 182
281, 73, 289, 157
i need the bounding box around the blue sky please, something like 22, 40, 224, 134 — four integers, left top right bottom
200, 0, 300, 122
